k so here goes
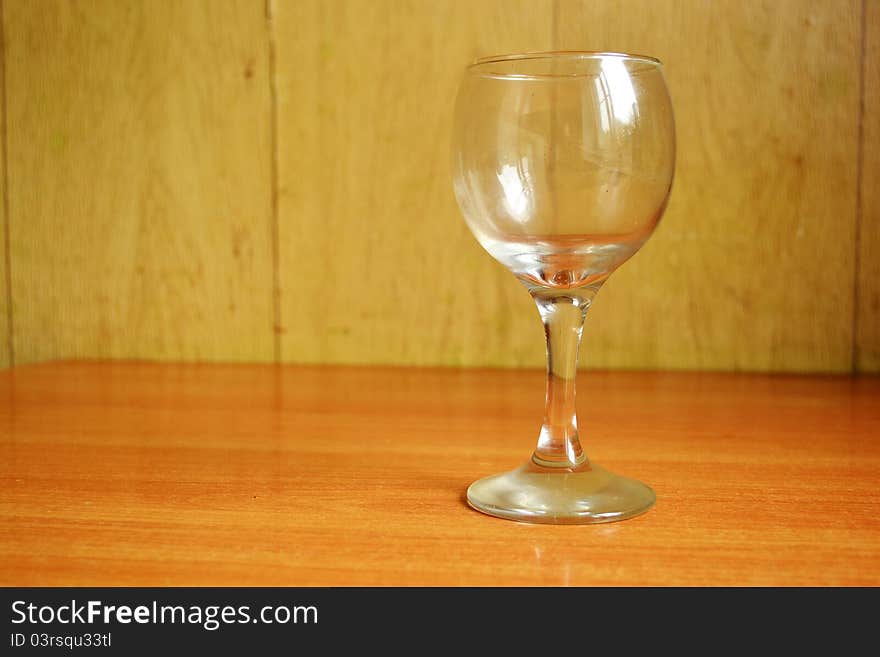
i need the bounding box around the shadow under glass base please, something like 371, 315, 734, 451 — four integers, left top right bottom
467, 461, 655, 525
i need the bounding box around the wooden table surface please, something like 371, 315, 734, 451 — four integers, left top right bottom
1, 361, 878, 586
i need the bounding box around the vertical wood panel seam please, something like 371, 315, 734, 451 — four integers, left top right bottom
853, 0, 867, 372
266, 0, 281, 363
552, 0, 559, 49
0, 0, 13, 367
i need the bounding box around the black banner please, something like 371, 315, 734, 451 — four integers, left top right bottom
0, 588, 873, 652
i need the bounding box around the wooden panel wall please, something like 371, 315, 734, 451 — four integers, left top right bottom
0, 0, 875, 373
4, 0, 275, 364
0, 21, 8, 369
274, 0, 552, 367
555, 0, 861, 372
858, 0, 879, 371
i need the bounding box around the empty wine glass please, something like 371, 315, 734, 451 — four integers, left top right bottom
452, 51, 675, 524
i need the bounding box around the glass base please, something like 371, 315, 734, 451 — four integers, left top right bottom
467, 461, 655, 525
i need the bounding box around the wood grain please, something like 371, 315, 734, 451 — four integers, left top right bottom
273, 0, 867, 372
0, 23, 8, 369
858, 0, 880, 372
555, 0, 862, 372
274, 0, 553, 367
0, 361, 877, 586
0, 0, 873, 372
3, 0, 275, 365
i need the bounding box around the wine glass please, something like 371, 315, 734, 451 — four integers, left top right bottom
452, 51, 675, 524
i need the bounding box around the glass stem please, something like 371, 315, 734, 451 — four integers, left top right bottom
530, 286, 599, 469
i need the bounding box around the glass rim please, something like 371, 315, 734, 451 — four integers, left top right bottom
467, 50, 663, 79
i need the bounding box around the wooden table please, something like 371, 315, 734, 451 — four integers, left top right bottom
1, 362, 878, 586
